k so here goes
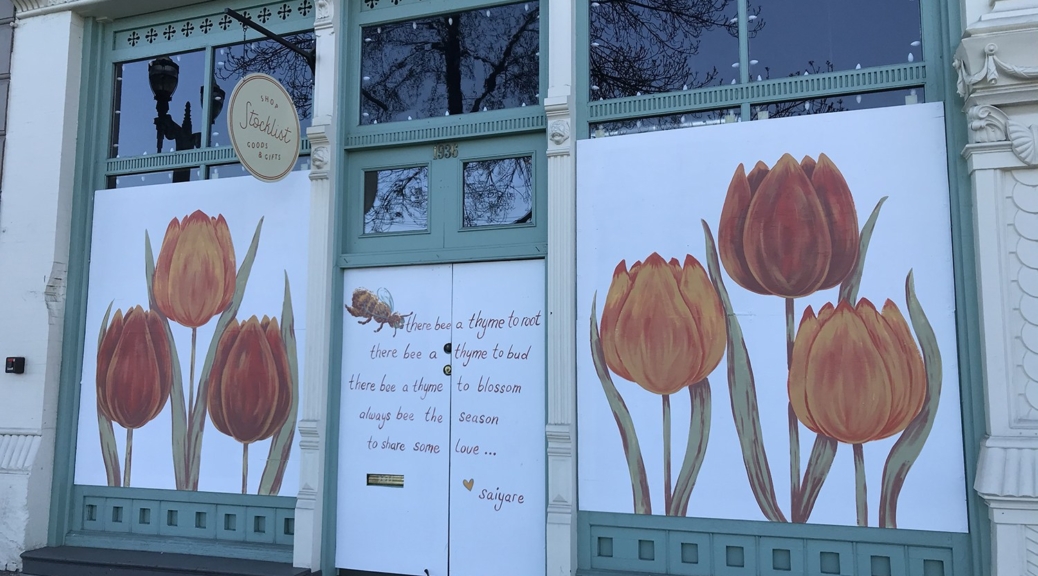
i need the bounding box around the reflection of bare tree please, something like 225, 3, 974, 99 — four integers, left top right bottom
363, 167, 429, 233
589, 0, 761, 99
463, 157, 533, 226
214, 34, 315, 120
361, 4, 540, 123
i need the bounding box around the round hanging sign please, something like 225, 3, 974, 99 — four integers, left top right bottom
227, 73, 301, 183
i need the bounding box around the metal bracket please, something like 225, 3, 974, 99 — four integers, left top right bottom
223, 8, 316, 73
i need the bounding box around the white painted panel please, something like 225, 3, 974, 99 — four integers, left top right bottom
448, 259, 546, 576
336, 264, 452, 574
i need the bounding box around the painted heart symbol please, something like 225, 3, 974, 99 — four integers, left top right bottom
463, 479, 474, 491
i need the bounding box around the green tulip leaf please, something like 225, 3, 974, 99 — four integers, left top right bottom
702, 220, 787, 523
839, 196, 888, 304
187, 217, 264, 490
670, 380, 711, 517
879, 270, 942, 528
793, 433, 837, 523
146, 231, 188, 490
259, 272, 299, 495
96, 302, 121, 487
591, 295, 652, 514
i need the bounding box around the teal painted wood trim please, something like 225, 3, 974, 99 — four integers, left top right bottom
108, 0, 315, 63
48, 17, 108, 547
74, 485, 296, 509
586, 63, 927, 124
343, 110, 547, 149
105, 139, 312, 175
339, 245, 548, 269
357, 0, 527, 21
933, 0, 991, 574
63, 532, 292, 563
579, 511, 970, 576
71, 485, 295, 554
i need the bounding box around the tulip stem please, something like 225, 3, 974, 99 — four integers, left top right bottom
854, 443, 867, 527
189, 327, 197, 416
663, 394, 672, 514
123, 428, 133, 488
785, 297, 801, 513
242, 443, 249, 495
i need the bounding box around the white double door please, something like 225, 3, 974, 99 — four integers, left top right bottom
336, 259, 545, 576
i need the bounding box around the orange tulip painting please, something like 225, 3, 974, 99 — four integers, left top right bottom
208, 315, 294, 494
153, 210, 237, 328
718, 153, 859, 299
592, 253, 726, 515
600, 254, 726, 396
96, 305, 174, 487
788, 298, 928, 526
788, 299, 926, 446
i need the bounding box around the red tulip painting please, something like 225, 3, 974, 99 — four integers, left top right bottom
584, 126, 953, 530
90, 199, 301, 495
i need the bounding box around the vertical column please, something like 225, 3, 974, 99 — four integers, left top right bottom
956, 9, 1038, 574
545, 0, 577, 574
0, 6, 84, 571
294, 0, 338, 570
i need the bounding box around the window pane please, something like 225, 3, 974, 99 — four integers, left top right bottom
463, 157, 533, 227
364, 167, 430, 233
106, 168, 202, 189
111, 50, 206, 158
211, 33, 315, 148
360, 2, 540, 124
752, 88, 923, 120
589, 0, 741, 99
748, 0, 922, 80
591, 108, 741, 137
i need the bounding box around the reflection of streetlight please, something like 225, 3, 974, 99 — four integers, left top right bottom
148, 56, 225, 183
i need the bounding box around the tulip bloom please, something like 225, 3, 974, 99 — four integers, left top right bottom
719, 153, 859, 298
600, 253, 726, 394
208, 316, 293, 446
153, 210, 236, 328
97, 306, 174, 430
788, 299, 926, 445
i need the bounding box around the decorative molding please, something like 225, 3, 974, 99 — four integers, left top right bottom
310, 145, 329, 171
549, 119, 570, 146
315, 0, 331, 24
968, 104, 1038, 165
955, 43, 1038, 99
0, 432, 41, 473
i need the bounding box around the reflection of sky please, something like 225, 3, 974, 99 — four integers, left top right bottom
364, 168, 429, 234
109, 168, 202, 189
748, 0, 922, 78
113, 51, 206, 158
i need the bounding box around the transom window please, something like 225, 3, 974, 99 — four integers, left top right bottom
102, 2, 315, 189
581, 0, 929, 138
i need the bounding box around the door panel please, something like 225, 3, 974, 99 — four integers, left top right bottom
337, 264, 453, 575
448, 259, 546, 576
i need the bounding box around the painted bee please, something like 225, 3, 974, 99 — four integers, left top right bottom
346, 287, 413, 336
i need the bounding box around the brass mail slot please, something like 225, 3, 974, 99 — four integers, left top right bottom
366, 473, 404, 487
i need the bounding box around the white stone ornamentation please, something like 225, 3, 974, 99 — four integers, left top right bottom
549, 119, 571, 146
311, 145, 330, 170
956, 43, 1038, 99
968, 104, 1038, 166
316, 0, 332, 23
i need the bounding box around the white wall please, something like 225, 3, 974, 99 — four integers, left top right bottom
0, 8, 83, 571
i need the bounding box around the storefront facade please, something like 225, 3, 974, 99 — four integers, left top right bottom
0, 0, 1036, 574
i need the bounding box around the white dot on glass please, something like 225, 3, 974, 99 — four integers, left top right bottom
448, 17, 453, 24
412, 22, 417, 29
908, 52, 914, 62
804, 101, 811, 111
856, 95, 862, 104
748, 14, 757, 20
855, 63, 861, 69
749, 59, 758, 65
732, 62, 739, 68
911, 40, 921, 47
